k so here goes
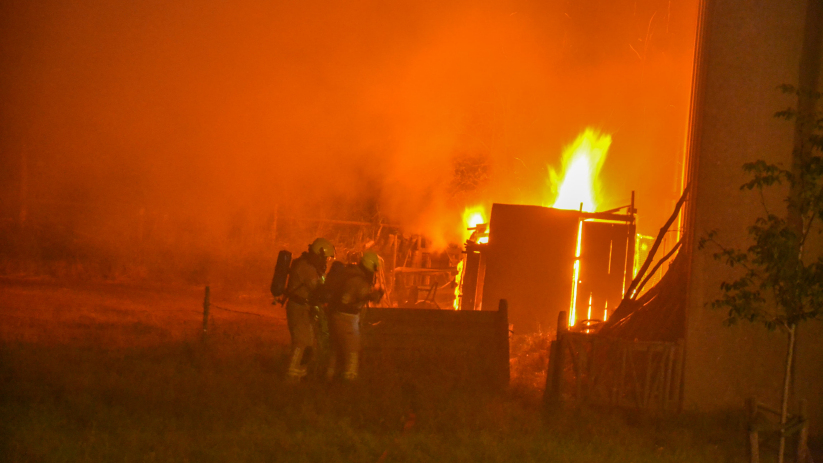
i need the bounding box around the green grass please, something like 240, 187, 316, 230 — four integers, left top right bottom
0, 279, 759, 462
0, 339, 756, 463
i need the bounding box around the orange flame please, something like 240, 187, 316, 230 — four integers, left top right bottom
545, 128, 612, 328
568, 219, 583, 326
453, 129, 612, 317
548, 128, 611, 212
461, 205, 489, 244
454, 206, 489, 310
453, 259, 464, 310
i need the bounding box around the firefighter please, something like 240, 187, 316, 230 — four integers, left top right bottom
285, 237, 335, 381
326, 250, 384, 381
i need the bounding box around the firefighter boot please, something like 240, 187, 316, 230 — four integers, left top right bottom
286, 346, 307, 382
342, 352, 359, 381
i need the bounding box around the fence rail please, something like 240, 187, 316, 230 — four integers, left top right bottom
545, 311, 683, 412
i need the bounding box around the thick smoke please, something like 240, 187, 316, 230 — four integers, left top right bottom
1, 0, 698, 263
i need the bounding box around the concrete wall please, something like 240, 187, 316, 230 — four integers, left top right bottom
684, 0, 823, 431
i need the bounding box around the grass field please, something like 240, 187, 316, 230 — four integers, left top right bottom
0, 277, 765, 462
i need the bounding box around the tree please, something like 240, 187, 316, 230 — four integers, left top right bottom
698, 85, 823, 463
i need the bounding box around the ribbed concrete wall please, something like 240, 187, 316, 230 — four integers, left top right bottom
684, 0, 823, 431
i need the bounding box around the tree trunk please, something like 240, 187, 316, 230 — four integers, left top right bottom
777, 324, 796, 463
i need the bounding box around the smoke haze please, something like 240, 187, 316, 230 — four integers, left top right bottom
1, 0, 698, 257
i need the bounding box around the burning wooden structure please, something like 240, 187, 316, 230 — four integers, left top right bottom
543, 188, 689, 411
457, 198, 637, 336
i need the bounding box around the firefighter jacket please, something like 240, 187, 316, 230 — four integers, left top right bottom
286, 252, 324, 306
330, 265, 383, 315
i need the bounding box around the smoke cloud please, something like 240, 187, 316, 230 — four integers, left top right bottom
1, 0, 698, 256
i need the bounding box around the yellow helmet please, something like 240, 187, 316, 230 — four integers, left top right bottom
309, 238, 335, 258
360, 251, 381, 273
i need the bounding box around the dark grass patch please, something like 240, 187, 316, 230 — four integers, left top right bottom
0, 280, 773, 462
0, 338, 758, 463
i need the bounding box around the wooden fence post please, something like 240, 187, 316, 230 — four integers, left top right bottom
544, 310, 568, 410
746, 397, 760, 463
797, 399, 809, 463
202, 285, 210, 342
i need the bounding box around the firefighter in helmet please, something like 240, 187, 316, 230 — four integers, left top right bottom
326, 250, 384, 381
285, 237, 335, 381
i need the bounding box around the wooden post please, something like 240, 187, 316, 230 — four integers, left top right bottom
388, 233, 397, 296
497, 299, 510, 388
797, 399, 809, 463
746, 397, 760, 463
202, 286, 210, 341
623, 191, 636, 294
663, 345, 674, 411
462, 249, 482, 310
544, 310, 568, 408
585, 336, 597, 403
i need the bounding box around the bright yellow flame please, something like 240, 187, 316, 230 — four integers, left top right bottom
453, 259, 464, 310
461, 206, 489, 243
454, 206, 488, 310
462, 206, 485, 238
466, 212, 484, 229
568, 220, 583, 327
587, 293, 592, 320
477, 227, 490, 244
549, 128, 612, 212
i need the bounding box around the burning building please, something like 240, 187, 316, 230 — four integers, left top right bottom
458, 202, 637, 334
452, 129, 647, 336
1, 0, 819, 438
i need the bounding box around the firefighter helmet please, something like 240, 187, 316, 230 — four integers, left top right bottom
309, 238, 335, 258
360, 251, 381, 273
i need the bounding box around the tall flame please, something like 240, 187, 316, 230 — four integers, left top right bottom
548, 128, 612, 212
547, 128, 611, 327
